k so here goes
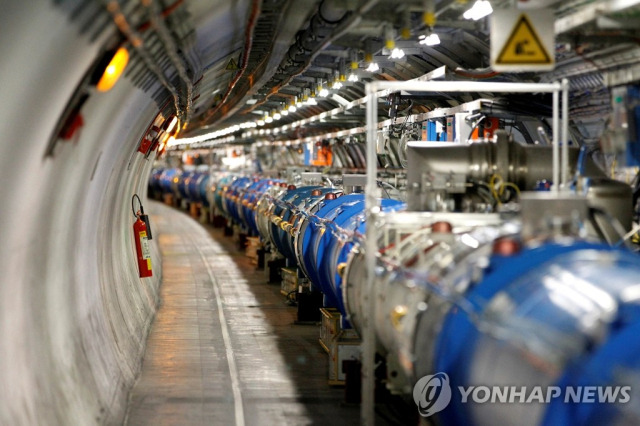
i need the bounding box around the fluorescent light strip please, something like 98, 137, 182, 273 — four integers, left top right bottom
175, 68, 448, 148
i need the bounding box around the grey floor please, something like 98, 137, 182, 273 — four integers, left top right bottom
124, 202, 362, 425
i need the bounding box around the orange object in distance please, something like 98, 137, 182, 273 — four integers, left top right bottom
311, 144, 332, 166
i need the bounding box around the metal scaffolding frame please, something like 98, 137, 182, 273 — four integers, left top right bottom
362, 79, 570, 425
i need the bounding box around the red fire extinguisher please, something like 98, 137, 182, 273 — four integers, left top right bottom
132, 194, 153, 278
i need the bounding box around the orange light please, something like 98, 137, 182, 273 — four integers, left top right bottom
97, 47, 129, 92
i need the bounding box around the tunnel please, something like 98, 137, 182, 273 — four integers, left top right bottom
3, 1, 640, 425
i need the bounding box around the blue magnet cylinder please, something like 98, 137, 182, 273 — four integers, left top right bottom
434, 243, 640, 426
213, 175, 234, 214
269, 186, 322, 260
149, 168, 165, 193
240, 179, 277, 235
185, 173, 210, 206
301, 194, 404, 314
176, 170, 194, 199
225, 176, 252, 225
158, 168, 181, 195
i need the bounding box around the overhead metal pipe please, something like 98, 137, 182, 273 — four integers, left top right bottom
281, 0, 351, 69
249, 0, 380, 112
146, 0, 195, 125
200, 0, 262, 123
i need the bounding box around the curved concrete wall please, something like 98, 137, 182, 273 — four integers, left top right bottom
0, 2, 162, 424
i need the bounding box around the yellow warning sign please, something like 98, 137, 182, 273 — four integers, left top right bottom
225, 57, 239, 71
496, 14, 551, 65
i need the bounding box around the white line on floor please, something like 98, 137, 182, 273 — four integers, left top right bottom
194, 242, 245, 426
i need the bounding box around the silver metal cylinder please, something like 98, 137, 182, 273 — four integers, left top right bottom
405, 131, 586, 210
342, 212, 506, 392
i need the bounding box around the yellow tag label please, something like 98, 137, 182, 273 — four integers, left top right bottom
140, 231, 151, 260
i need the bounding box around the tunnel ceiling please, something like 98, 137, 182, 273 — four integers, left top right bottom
56, 0, 640, 147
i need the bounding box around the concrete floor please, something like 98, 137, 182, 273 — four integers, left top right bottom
124, 202, 364, 426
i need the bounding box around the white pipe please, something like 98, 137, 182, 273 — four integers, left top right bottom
364, 80, 561, 93
561, 79, 570, 189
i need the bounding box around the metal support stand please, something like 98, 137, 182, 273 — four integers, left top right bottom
362, 89, 379, 426
553, 89, 560, 192
562, 78, 570, 188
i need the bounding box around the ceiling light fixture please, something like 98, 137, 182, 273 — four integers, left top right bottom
423, 0, 436, 27
339, 59, 347, 82
390, 47, 405, 59
401, 10, 411, 40
302, 88, 311, 104
349, 50, 359, 70
463, 0, 493, 21
363, 39, 379, 73
384, 24, 396, 51
288, 98, 298, 112
366, 62, 380, 72
330, 69, 343, 90
419, 33, 441, 46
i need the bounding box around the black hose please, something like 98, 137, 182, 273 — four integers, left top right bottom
132, 194, 144, 217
